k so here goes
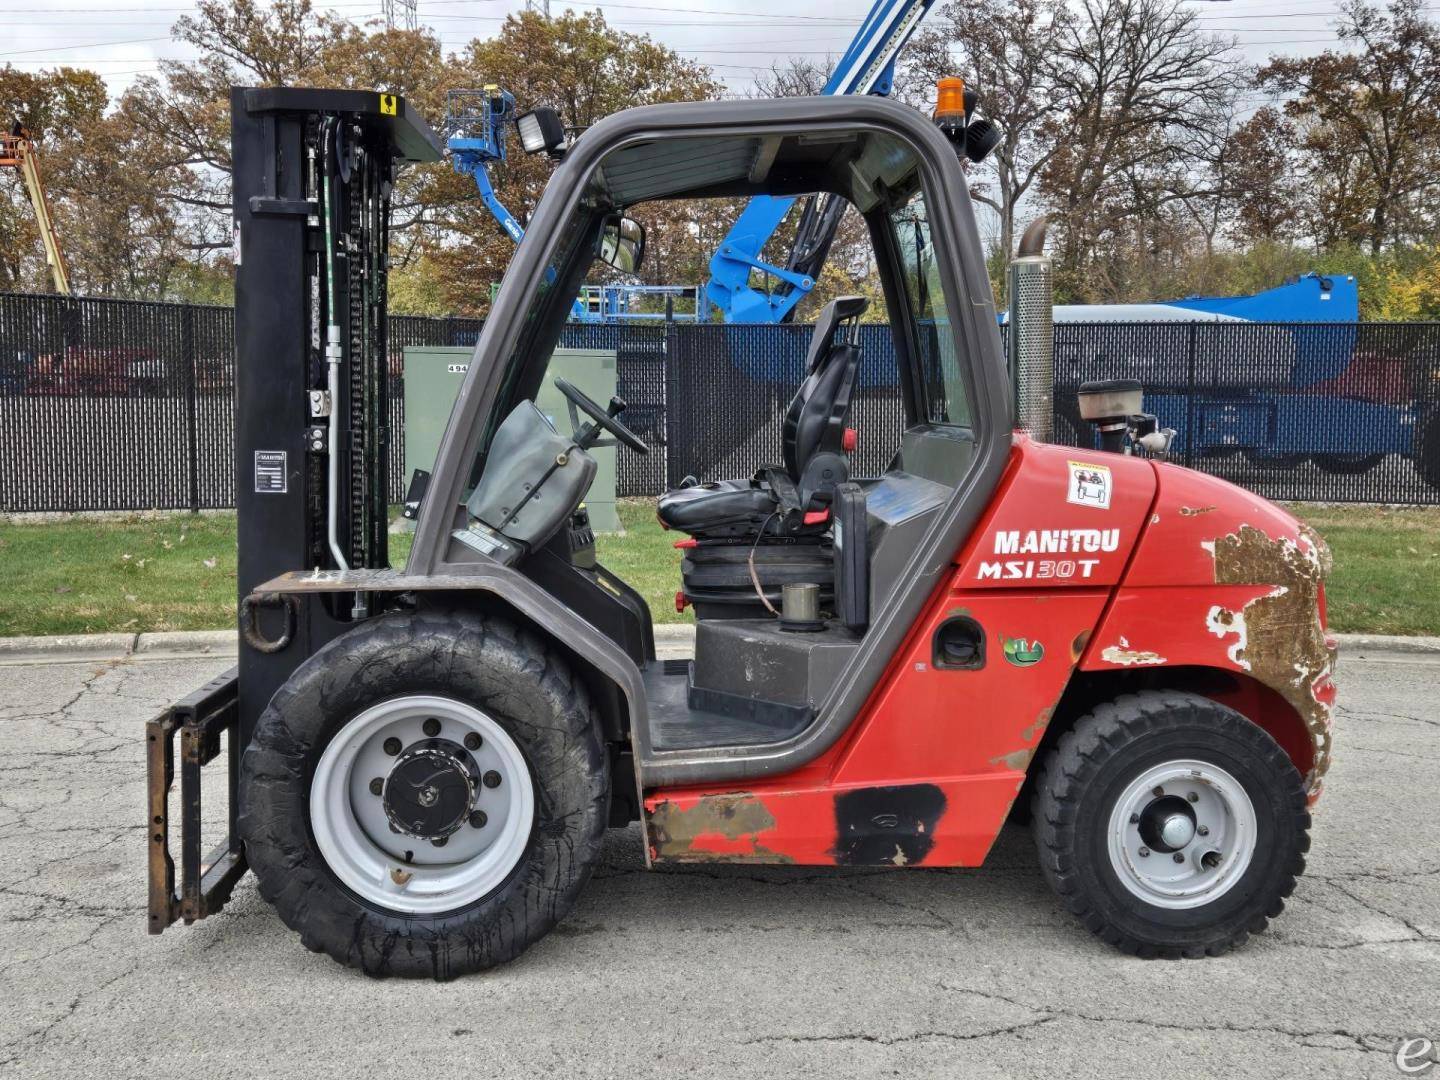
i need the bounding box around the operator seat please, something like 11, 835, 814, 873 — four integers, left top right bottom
657, 295, 867, 539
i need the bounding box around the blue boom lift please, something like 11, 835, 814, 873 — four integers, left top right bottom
444, 87, 706, 323
703, 0, 942, 323
446, 0, 945, 324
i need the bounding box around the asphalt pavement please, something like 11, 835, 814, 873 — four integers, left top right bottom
1, 646, 1437, 1079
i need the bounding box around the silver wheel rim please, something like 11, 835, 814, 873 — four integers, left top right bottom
310, 694, 535, 916
1106, 758, 1257, 910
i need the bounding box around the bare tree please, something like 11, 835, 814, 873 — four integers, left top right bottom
904, 0, 1071, 264
749, 56, 832, 99
1037, 0, 1243, 297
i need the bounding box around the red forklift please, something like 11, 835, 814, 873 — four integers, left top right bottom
148, 86, 1336, 978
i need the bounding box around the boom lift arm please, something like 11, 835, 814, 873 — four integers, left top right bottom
704, 0, 939, 322
443, 88, 593, 322
2, 124, 71, 296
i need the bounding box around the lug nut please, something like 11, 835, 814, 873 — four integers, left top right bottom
423, 718, 442, 737
432, 836, 448, 848
469, 810, 488, 829
369, 777, 384, 796
1138, 847, 1150, 858
1152, 786, 1165, 797
383, 737, 402, 756
1129, 813, 1141, 825
1173, 852, 1185, 864
1187, 791, 1199, 803
483, 770, 502, 789
464, 732, 482, 751
1197, 825, 1210, 837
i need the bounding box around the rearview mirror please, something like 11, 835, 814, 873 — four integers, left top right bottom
596, 214, 645, 275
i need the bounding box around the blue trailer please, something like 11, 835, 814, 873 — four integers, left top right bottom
1029, 274, 1433, 481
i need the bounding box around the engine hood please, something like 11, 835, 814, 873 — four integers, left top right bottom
1124, 461, 1331, 588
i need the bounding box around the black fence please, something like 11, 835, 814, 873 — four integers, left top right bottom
2, 291, 1437, 512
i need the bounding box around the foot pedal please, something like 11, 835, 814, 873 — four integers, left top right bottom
147, 668, 248, 934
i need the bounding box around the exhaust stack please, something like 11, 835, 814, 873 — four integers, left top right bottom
1007, 218, 1053, 442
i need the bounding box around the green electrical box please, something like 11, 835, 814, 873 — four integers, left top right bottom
402, 345, 622, 533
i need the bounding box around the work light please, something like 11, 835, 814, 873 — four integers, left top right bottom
516, 108, 566, 157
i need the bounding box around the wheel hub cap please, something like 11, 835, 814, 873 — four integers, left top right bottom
382, 739, 478, 840
1137, 794, 1197, 853
1106, 759, 1258, 910
1157, 812, 1195, 850
309, 695, 536, 916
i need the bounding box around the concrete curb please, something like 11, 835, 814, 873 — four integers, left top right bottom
1333, 633, 1440, 657
0, 624, 1434, 664
132, 630, 239, 657
0, 633, 138, 664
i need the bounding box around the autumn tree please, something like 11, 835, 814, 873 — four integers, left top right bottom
1223, 107, 1303, 245
1257, 0, 1440, 255
416, 11, 723, 313
117, 0, 448, 271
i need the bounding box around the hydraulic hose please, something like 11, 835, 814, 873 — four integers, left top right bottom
320, 117, 349, 572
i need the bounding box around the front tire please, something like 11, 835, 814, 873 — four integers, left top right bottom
238, 609, 609, 978
1032, 691, 1309, 958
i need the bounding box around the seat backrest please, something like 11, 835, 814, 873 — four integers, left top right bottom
782, 296, 867, 483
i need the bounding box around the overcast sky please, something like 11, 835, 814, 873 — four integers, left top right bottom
1, 0, 1372, 100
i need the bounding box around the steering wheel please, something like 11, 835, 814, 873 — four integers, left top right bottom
554, 377, 649, 455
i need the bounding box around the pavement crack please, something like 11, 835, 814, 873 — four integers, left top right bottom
937, 985, 1401, 1054
742, 1015, 1058, 1047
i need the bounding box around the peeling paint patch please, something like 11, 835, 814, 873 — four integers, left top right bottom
1205, 604, 1251, 671
1020, 706, 1053, 744
1179, 505, 1218, 517
1100, 635, 1167, 666
1208, 524, 1336, 795
647, 793, 794, 863
988, 748, 1034, 771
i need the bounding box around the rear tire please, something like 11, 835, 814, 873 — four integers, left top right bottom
1417, 408, 1440, 493
1243, 450, 1307, 469
238, 609, 609, 978
1032, 691, 1309, 958
1312, 452, 1383, 474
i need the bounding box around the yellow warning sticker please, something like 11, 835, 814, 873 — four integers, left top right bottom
379, 94, 397, 116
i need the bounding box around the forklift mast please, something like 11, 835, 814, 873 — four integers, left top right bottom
149, 89, 439, 935
230, 88, 440, 761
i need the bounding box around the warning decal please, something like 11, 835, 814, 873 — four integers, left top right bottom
1066, 460, 1112, 510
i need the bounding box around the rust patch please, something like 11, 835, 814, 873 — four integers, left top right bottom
1206, 524, 1336, 795
1100, 637, 1167, 666
1179, 505, 1218, 517
647, 793, 795, 864
1070, 628, 1092, 662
